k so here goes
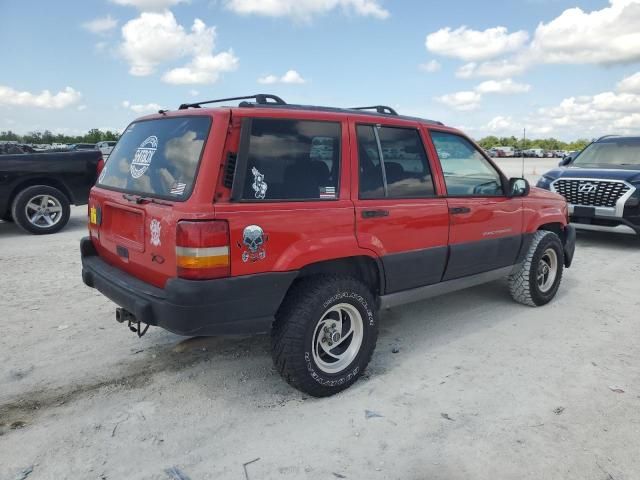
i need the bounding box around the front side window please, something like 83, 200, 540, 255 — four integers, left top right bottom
97, 116, 211, 200
357, 125, 435, 199
239, 119, 341, 201
431, 131, 504, 196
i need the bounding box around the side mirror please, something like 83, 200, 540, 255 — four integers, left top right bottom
509, 177, 530, 197
559, 155, 572, 167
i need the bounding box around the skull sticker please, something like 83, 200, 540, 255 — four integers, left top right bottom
239, 224, 267, 263
251, 167, 268, 199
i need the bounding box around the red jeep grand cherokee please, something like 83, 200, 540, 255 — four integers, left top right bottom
81, 94, 575, 396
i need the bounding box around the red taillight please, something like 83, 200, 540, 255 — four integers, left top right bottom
176, 221, 230, 280
96, 154, 105, 177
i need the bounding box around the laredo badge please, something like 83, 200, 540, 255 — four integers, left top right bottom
130, 135, 158, 179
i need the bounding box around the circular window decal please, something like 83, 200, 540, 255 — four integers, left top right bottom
130, 135, 158, 179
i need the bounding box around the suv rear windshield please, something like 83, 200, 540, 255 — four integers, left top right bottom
574, 138, 640, 168
98, 116, 211, 200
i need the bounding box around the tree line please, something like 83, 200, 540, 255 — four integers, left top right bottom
476, 135, 590, 152
0, 128, 120, 145
0, 129, 591, 152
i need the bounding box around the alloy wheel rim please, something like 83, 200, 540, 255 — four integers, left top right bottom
311, 303, 364, 374
537, 248, 558, 293
25, 194, 63, 228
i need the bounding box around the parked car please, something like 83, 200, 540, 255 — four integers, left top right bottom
69, 143, 96, 151
81, 94, 575, 396
537, 135, 640, 237
0, 149, 103, 233
96, 141, 117, 157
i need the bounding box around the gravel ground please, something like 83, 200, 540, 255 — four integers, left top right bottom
1, 164, 640, 480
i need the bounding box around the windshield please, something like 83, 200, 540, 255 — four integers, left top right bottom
97, 116, 211, 200
573, 139, 640, 168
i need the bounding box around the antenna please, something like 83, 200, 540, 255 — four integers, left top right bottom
521, 127, 526, 178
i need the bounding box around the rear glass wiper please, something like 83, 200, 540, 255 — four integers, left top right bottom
122, 193, 173, 206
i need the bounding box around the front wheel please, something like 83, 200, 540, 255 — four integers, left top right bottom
11, 185, 70, 235
271, 276, 378, 397
509, 230, 564, 306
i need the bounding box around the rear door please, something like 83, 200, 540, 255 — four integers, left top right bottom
428, 130, 523, 281
212, 112, 357, 277
89, 114, 217, 287
352, 121, 449, 294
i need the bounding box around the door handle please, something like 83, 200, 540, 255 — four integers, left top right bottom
449, 206, 471, 215
361, 209, 390, 219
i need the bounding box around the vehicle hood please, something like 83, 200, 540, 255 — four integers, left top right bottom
541, 166, 640, 184
529, 186, 565, 201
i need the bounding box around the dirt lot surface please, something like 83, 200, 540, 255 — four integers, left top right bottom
1, 163, 640, 480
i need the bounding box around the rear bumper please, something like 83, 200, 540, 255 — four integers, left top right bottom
80, 237, 298, 336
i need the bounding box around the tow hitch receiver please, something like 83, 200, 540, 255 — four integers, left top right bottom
115, 307, 150, 338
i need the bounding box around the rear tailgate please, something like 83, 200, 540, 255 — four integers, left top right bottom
88, 113, 219, 288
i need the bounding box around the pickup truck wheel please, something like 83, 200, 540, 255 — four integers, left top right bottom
271, 275, 378, 397
11, 185, 70, 235
509, 230, 564, 307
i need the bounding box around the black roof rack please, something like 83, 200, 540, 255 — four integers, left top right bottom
349, 105, 398, 115
176, 94, 443, 125
178, 94, 286, 110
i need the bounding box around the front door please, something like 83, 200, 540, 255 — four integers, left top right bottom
429, 130, 523, 281
352, 122, 449, 294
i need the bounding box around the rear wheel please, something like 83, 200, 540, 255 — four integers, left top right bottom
509, 230, 564, 306
271, 275, 378, 397
11, 185, 70, 235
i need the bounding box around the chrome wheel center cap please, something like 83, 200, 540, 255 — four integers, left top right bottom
330, 331, 341, 343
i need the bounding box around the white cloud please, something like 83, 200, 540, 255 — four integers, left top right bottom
110, 0, 185, 11
435, 91, 482, 111
0, 86, 82, 109
532, 87, 640, 137
189, 89, 199, 97
419, 60, 441, 73
456, 59, 526, 79
529, 0, 640, 65
119, 11, 238, 84
426, 26, 528, 62
429, 1, 640, 79
475, 78, 531, 94
486, 116, 515, 133
77, 104, 87, 111
617, 72, 640, 93
83, 15, 118, 34
225, 0, 389, 21
163, 51, 239, 84
122, 100, 164, 114
258, 70, 306, 84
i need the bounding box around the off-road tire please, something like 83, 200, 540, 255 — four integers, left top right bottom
11, 185, 71, 235
509, 230, 564, 307
271, 275, 378, 397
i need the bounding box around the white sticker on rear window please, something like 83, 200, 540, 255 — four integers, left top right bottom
251, 167, 268, 199
130, 135, 158, 179
170, 182, 186, 196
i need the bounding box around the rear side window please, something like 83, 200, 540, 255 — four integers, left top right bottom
97, 116, 211, 200
357, 125, 435, 199
238, 119, 341, 201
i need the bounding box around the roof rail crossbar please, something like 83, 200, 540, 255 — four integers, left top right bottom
350, 105, 398, 116
178, 94, 286, 110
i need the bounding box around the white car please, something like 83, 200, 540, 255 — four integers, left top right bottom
96, 141, 117, 157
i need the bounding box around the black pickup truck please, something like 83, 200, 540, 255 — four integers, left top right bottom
0, 148, 103, 234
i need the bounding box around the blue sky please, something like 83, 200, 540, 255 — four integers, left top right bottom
1, 0, 639, 140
